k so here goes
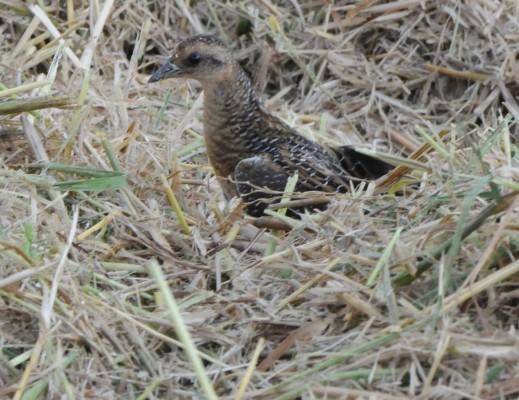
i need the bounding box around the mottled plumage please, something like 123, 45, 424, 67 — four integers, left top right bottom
149, 34, 393, 217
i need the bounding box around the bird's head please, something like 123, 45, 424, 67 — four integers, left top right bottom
148, 34, 235, 85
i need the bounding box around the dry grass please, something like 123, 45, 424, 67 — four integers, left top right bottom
1, 0, 519, 399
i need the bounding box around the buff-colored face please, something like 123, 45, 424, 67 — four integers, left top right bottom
148, 34, 233, 85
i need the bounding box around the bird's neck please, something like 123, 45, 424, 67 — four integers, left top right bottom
202, 65, 260, 125
201, 64, 263, 180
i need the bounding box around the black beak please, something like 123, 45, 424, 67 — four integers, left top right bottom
148, 61, 182, 83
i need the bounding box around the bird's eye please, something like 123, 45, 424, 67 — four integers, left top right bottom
187, 52, 202, 65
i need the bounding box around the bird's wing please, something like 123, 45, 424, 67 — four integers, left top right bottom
257, 117, 393, 190
235, 153, 338, 217
234, 154, 291, 217
265, 129, 354, 193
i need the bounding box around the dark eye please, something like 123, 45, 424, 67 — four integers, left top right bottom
187, 52, 201, 65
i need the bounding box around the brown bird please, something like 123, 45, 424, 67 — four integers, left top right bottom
149, 34, 393, 217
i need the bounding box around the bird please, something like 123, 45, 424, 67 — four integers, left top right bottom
148, 34, 393, 218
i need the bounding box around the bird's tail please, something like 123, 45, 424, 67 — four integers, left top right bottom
332, 145, 394, 180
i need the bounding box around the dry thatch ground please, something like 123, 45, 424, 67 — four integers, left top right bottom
1, 0, 519, 399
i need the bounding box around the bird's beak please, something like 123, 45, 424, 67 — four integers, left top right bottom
148, 61, 182, 83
